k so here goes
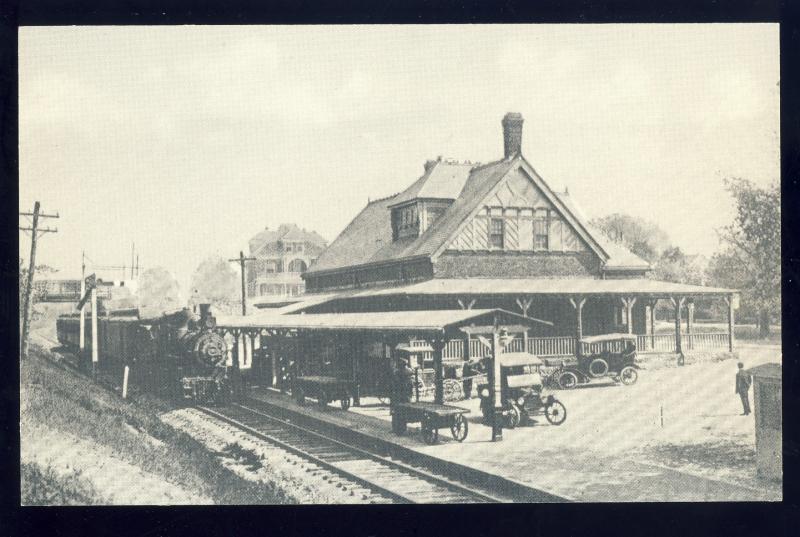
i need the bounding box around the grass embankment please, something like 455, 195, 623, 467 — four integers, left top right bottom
21, 343, 295, 505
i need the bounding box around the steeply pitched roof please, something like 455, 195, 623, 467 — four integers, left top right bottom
389, 160, 476, 207
308, 158, 514, 273
555, 192, 650, 270
306, 153, 649, 276
249, 223, 327, 256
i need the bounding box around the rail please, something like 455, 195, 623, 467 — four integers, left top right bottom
197, 403, 503, 504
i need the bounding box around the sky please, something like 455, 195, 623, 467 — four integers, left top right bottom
19, 24, 779, 295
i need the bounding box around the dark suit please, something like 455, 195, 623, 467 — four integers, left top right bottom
736, 369, 752, 414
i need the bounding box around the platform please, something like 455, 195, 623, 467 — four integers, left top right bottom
247, 383, 779, 502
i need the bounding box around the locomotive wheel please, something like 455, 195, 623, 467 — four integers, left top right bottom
588, 358, 609, 378
295, 387, 306, 405
619, 366, 639, 386
340, 397, 351, 411
450, 414, 468, 442
421, 421, 439, 445
558, 371, 579, 390
544, 400, 567, 426
506, 405, 521, 429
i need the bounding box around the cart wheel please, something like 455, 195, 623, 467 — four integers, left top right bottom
619, 366, 638, 386
588, 358, 609, 378
294, 387, 305, 405
506, 405, 521, 429
558, 371, 579, 390
421, 423, 439, 445
340, 397, 351, 410
544, 399, 567, 426
318, 390, 329, 408
450, 413, 468, 442
443, 379, 464, 402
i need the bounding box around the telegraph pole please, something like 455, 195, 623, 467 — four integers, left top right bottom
19, 201, 59, 360
229, 251, 255, 315
79, 251, 86, 352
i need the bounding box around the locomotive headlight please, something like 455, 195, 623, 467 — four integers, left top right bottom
517, 396, 525, 406
480, 388, 490, 398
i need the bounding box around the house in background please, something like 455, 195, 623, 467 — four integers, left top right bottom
246, 223, 327, 305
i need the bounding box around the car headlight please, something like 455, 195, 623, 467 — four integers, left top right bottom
480, 388, 490, 397
517, 396, 525, 406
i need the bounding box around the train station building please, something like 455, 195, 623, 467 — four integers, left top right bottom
217, 112, 737, 403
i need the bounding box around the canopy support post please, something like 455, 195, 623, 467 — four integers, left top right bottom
621, 296, 637, 334
724, 294, 736, 352
647, 299, 658, 351
670, 297, 685, 355
569, 297, 586, 357
432, 336, 446, 405
686, 300, 695, 350
490, 316, 503, 442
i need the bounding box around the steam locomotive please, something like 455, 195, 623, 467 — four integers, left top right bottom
56, 304, 231, 404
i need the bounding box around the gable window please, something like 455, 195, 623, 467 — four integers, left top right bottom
534, 209, 549, 250
490, 218, 505, 249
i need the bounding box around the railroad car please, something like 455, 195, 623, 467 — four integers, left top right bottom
55, 304, 230, 404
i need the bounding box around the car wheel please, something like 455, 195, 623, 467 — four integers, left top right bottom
545, 399, 567, 426
588, 358, 609, 378
558, 371, 579, 390
620, 366, 639, 385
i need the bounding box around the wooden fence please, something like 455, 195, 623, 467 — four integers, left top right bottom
636, 332, 729, 353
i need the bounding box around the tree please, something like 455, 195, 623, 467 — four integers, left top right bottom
189, 255, 239, 312
18, 257, 56, 324
136, 267, 181, 315
711, 178, 780, 337
589, 213, 671, 264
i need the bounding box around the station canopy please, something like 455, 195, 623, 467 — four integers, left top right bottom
340, 278, 735, 298
216, 308, 551, 334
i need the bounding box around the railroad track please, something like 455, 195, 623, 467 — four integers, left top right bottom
196, 403, 503, 504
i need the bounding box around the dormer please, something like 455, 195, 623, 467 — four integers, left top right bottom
387, 158, 475, 242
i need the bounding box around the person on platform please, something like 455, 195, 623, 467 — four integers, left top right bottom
736, 362, 752, 415
395, 357, 415, 404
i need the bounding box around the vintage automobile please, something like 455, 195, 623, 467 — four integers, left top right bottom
550, 333, 641, 390
478, 352, 567, 428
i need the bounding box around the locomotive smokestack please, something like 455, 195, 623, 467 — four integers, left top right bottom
199, 303, 211, 320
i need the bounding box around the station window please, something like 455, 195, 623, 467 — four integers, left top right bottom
534, 209, 549, 250
490, 218, 505, 249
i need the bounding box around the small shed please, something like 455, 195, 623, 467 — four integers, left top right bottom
746, 363, 781, 481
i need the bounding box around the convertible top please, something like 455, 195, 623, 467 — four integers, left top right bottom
579, 333, 637, 345
499, 352, 543, 367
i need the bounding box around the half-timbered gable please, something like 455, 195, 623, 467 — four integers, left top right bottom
303, 113, 651, 293
445, 166, 589, 255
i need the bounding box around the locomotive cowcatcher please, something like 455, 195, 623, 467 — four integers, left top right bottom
478, 352, 567, 428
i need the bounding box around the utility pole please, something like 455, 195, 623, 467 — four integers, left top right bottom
229, 251, 255, 315
130, 242, 135, 280
79, 251, 86, 352
19, 201, 59, 360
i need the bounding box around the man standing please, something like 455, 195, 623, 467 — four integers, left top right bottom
736, 362, 752, 415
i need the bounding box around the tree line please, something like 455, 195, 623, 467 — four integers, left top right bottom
590, 178, 780, 337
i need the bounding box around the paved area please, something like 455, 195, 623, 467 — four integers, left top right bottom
250, 342, 781, 502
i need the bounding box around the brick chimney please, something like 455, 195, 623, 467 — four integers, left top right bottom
502, 112, 524, 158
